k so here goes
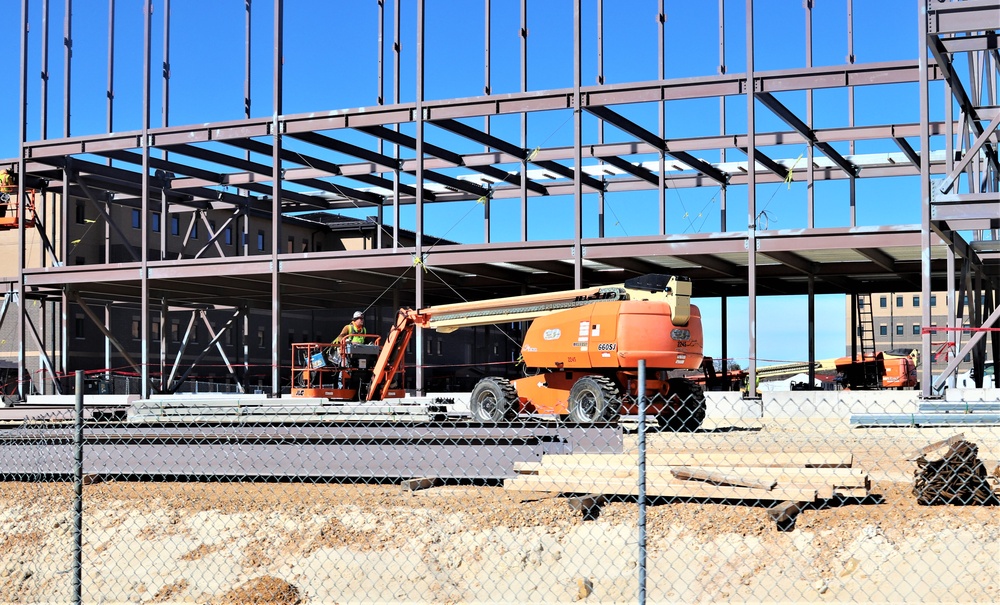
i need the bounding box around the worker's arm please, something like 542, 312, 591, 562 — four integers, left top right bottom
332, 324, 350, 345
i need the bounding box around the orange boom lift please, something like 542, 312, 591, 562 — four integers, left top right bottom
291, 274, 707, 431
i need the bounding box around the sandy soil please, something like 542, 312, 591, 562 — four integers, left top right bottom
1, 418, 997, 604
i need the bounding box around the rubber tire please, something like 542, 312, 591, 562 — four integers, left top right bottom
568, 376, 621, 423
469, 377, 518, 422
658, 377, 706, 432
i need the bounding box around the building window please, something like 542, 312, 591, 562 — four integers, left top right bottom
879, 325, 888, 336
930, 295, 937, 307
895, 296, 903, 308
152, 321, 160, 340
302, 238, 309, 252
75, 202, 86, 224
191, 221, 198, 240
225, 328, 234, 346
879, 296, 887, 308
258, 329, 266, 348
131, 209, 141, 229
224, 226, 233, 246
257, 230, 265, 251
131, 318, 141, 340
191, 325, 199, 343
912, 295, 919, 307
912, 324, 920, 335
74, 315, 85, 339
436, 340, 442, 355
896, 324, 904, 336
858, 299, 865, 309
171, 320, 180, 343
426, 338, 432, 354
170, 215, 180, 236
287, 236, 295, 253
152, 212, 161, 233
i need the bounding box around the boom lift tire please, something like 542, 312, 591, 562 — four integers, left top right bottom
470, 377, 519, 422
568, 375, 621, 423
658, 377, 706, 432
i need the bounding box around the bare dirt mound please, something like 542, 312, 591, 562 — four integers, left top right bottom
210, 575, 301, 605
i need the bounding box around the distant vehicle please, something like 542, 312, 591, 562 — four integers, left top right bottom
957, 362, 996, 388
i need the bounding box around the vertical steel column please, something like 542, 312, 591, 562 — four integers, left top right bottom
160, 297, 167, 391
38, 0, 49, 395
17, 0, 28, 399
658, 0, 666, 235
596, 0, 604, 239
718, 0, 727, 232
746, 0, 758, 398
805, 1, 816, 387
392, 0, 401, 250
161, 0, 171, 266
805, 1, 815, 228
377, 0, 385, 250
519, 0, 528, 242
107, 0, 115, 136
41, 0, 49, 139
919, 0, 933, 397
721, 296, 728, 386
415, 0, 426, 394
572, 0, 583, 289
104, 304, 111, 381
484, 0, 492, 243
271, 0, 283, 395
64, 0, 72, 137
808, 276, 815, 386
62, 0, 74, 393
946, 246, 956, 388
141, 0, 152, 399
162, 0, 170, 132
243, 0, 252, 258
847, 0, 857, 227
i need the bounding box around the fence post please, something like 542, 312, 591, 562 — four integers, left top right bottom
73, 369, 84, 604
637, 359, 647, 605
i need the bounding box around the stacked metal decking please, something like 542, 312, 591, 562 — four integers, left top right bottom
851, 397, 1000, 427
127, 396, 451, 423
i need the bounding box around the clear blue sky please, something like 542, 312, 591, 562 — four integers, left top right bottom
0, 0, 939, 367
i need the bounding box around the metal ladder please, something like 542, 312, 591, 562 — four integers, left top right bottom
856, 294, 880, 388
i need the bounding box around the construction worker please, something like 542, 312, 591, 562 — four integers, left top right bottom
333, 311, 367, 347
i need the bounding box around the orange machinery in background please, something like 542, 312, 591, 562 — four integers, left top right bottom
291, 274, 708, 431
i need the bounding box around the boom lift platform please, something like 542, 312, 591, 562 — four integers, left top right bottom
292, 273, 709, 431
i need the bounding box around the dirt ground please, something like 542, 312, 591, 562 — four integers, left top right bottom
1, 418, 998, 604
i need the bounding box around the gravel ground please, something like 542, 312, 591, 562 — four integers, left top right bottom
1, 417, 998, 604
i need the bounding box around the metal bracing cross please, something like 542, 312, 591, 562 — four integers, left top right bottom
21, 309, 63, 395
71, 293, 144, 381
165, 310, 198, 391
76, 176, 141, 263
937, 110, 1000, 194
167, 308, 243, 393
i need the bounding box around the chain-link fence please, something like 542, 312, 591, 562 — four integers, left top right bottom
1, 372, 998, 604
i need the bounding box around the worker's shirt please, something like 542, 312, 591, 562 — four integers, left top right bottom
334, 323, 366, 345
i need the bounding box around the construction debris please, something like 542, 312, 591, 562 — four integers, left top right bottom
505, 450, 869, 503
912, 438, 999, 506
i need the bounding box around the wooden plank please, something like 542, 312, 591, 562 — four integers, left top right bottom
401, 477, 442, 492
503, 475, 819, 502
906, 433, 965, 461
767, 500, 804, 523
670, 467, 777, 491
538, 451, 855, 468
513, 464, 870, 488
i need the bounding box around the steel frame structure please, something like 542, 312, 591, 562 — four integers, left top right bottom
2, 0, 998, 400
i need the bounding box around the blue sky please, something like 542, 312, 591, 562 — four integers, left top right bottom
0, 0, 941, 367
